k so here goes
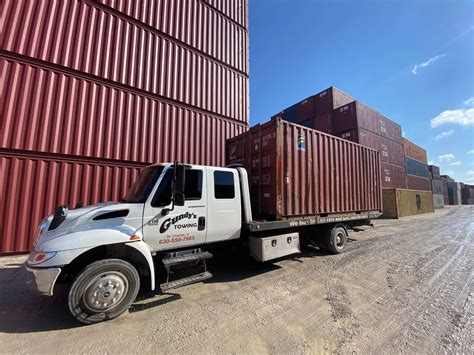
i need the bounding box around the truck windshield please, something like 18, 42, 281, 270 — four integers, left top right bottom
122, 166, 164, 203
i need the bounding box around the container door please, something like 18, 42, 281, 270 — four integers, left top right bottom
142, 167, 207, 251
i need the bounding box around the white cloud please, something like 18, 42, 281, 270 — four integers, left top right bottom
402, 130, 406, 138
438, 153, 455, 162
466, 177, 474, 183
467, 170, 474, 175
434, 130, 454, 140
468, 150, 474, 154
411, 54, 446, 75
450, 161, 462, 166
464, 97, 474, 106
431, 108, 474, 128
428, 160, 435, 165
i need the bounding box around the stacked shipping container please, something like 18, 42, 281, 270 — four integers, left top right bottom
403, 139, 430, 191
461, 184, 474, 205
274, 88, 405, 189
429, 165, 444, 208
1, 0, 249, 253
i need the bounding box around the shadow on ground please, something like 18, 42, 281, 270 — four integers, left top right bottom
0, 241, 333, 333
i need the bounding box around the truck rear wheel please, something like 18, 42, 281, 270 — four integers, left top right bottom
324, 226, 347, 254
68, 259, 140, 324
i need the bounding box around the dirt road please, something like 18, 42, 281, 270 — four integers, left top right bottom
0, 206, 472, 354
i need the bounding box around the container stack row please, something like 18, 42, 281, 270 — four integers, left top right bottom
273, 87, 406, 189
461, 184, 474, 205
1, 0, 250, 254
272, 86, 441, 218
429, 165, 444, 208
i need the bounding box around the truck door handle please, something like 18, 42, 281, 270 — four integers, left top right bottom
198, 217, 206, 231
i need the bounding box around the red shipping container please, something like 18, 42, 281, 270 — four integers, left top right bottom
298, 113, 334, 134
336, 128, 404, 166
296, 97, 315, 121
313, 87, 354, 116
0, 154, 144, 254
406, 175, 431, 191
1, 58, 247, 167
334, 101, 403, 144
96, 0, 249, 74
2, 0, 249, 123
380, 162, 406, 189
226, 118, 382, 220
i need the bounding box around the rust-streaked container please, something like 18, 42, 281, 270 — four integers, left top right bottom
403, 139, 427, 163
381, 162, 406, 189
97, 0, 249, 74
405, 174, 431, 191
1, 58, 247, 166
226, 118, 383, 220
336, 128, 404, 166
382, 189, 434, 218
333, 101, 403, 144
1, 0, 249, 122
0, 154, 144, 254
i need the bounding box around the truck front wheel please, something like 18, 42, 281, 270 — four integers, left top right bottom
68, 259, 140, 324
324, 225, 347, 254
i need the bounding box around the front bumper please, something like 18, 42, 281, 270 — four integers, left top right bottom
25, 264, 62, 296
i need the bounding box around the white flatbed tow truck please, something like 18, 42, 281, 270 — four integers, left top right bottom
26, 162, 378, 324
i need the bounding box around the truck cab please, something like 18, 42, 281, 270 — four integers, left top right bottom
26, 163, 257, 324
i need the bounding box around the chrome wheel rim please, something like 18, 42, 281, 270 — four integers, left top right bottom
336, 232, 344, 248
84, 272, 128, 312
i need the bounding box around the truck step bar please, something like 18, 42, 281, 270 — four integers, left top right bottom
162, 251, 213, 268
160, 271, 212, 292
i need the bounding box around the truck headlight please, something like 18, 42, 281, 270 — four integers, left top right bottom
33, 220, 49, 248
28, 251, 57, 265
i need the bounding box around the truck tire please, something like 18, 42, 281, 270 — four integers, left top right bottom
324, 226, 347, 254
68, 259, 140, 324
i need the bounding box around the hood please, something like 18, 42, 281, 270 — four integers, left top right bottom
33, 202, 145, 252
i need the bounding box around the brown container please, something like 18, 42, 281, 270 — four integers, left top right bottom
298, 113, 334, 134
462, 199, 474, 205
1, 0, 249, 122
0, 153, 144, 254
380, 163, 406, 189
226, 118, 383, 220
382, 189, 434, 218
461, 185, 474, 199
403, 139, 427, 163
333, 101, 403, 144
96, 0, 249, 74
296, 97, 315, 121
405, 174, 431, 191
313, 87, 354, 116
1, 58, 247, 166
429, 165, 440, 177
336, 128, 404, 166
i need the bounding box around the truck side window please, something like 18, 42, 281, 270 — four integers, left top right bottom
151, 169, 203, 207
214, 171, 235, 199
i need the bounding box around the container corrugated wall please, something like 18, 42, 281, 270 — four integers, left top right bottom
1, 0, 249, 253
382, 189, 434, 218
226, 118, 382, 220
1, 0, 249, 122
1, 58, 246, 165
0, 154, 143, 253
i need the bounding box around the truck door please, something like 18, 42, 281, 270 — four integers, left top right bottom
206, 167, 242, 243
142, 167, 207, 251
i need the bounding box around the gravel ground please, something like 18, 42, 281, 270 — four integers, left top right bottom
0, 206, 472, 354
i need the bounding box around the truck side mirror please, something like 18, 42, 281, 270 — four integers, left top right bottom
174, 163, 186, 206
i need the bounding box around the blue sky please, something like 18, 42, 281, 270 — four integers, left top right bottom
248, 0, 474, 184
